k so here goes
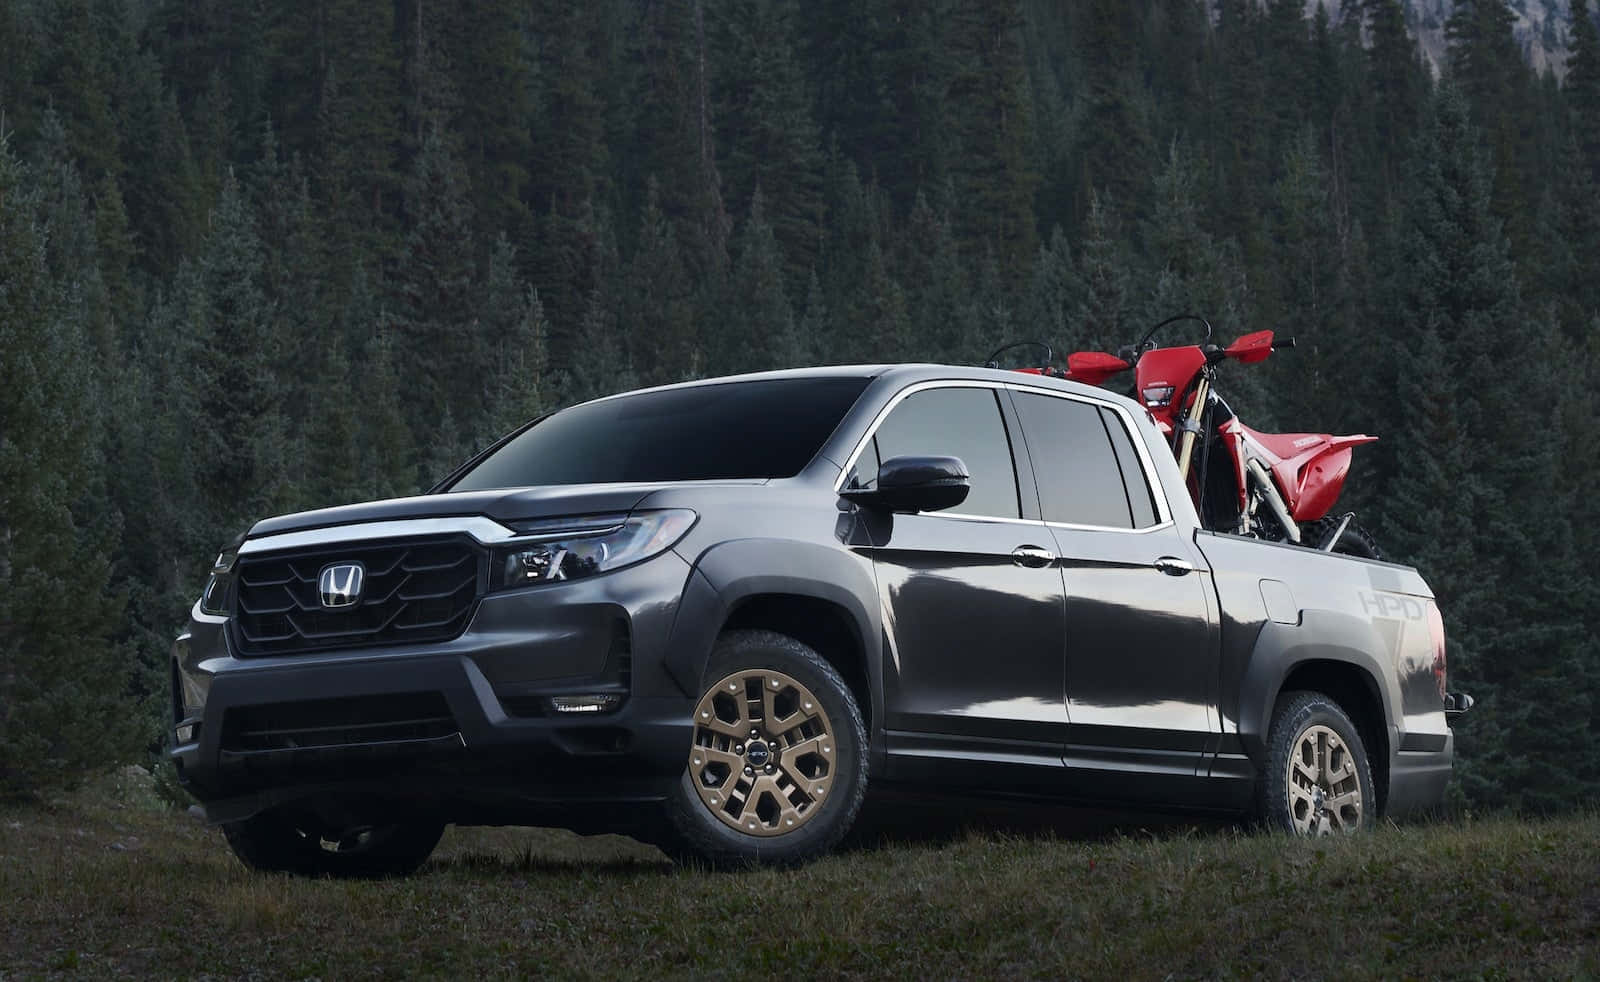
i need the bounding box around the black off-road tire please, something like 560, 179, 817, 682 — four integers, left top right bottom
1301, 516, 1382, 560
660, 630, 869, 868
222, 809, 444, 878
1259, 691, 1376, 835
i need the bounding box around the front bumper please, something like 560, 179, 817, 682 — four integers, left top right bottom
171, 548, 704, 827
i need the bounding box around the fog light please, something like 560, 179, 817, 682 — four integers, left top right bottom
546, 694, 623, 714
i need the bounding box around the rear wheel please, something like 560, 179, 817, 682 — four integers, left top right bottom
223, 809, 443, 878
661, 630, 868, 867
1259, 691, 1375, 835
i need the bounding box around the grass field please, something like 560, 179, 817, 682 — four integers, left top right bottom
2, 770, 1597, 980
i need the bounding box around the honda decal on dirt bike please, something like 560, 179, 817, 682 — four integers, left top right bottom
988, 314, 1382, 558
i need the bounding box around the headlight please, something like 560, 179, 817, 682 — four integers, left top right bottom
1141, 383, 1176, 408
491, 510, 696, 589
199, 549, 237, 616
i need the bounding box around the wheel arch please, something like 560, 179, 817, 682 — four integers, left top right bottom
721, 594, 873, 731
1239, 613, 1400, 814
1274, 661, 1391, 814
662, 539, 882, 747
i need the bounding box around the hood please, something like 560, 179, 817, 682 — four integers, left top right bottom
245, 483, 677, 540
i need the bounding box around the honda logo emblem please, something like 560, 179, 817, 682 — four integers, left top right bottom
318, 562, 365, 609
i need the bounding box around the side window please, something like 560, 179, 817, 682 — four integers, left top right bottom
863, 387, 1021, 519
1099, 407, 1160, 528
1012, 392, 1139, 529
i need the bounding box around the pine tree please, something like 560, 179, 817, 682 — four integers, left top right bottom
527, 0, 610, 364
797, 269, 830, 366
32, 110, 115, 361
804, 0, 950, 214
1377, 83, 1583, 808
1528, 131, 1600, 338
1207, 0, 1271, 250
622, 180, 700, 384
628, 0, 730, 282
0, 137, 135, 793
1446, 0, 1536, 245
302, 329, 363, 508
1364, 0, 1426, 196
1022, 225, 1082, 356
1073, 0, 1151, 226
0, 1, 44, 141
899, 191, 975, 362
850, 239, 913, 362
356, 317, 419, 500
265, 0, 404, 260
194, 173, 294, 529
91, 172, 139, 330
1142, 139, 1250, 363
1261, 0, 1312, 155
251, 122, 326, 433
710, 0, 825, 282
945, 0, 1038, 274
1569, 0, 1600, 179
442, 0, 533, 244
815, 156, 889, 361
720, 188, 803, 374
34, 0, 123, 184
395, 124, 480, 439
1264, 128, 1351, 427
477, 235, 549, 442
566, 282, 636, 404
1077, 189, 1130, 348
483, 287, 551, 439
115, 50, 205, 280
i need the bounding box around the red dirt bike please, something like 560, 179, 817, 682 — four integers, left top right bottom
992, 314, 1381, 557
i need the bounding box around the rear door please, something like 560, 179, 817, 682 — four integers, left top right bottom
842, 383, 1068, 785
1005, 388, 1220, 799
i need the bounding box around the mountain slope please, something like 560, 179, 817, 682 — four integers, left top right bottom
1308, 0, 1581, 77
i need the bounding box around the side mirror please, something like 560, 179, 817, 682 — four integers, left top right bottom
841, 455, 970, 513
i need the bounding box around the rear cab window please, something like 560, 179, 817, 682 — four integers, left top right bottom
1010, 390, 1162, 530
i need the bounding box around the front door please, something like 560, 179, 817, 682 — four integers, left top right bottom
844, 384, 1067, 787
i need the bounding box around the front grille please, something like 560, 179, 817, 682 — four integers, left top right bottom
221, 692, 456, 752
231, 536, 485, 655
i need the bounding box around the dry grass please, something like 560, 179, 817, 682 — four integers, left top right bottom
2, 773, 1597, 979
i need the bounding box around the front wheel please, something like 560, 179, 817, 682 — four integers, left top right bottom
222, 809, 444, 878
1301, 515, 1382, 560
660, 630, 868, 867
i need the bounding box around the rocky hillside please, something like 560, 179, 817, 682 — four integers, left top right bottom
1308, 0, 1580, 77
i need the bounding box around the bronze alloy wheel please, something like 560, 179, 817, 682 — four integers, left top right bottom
1286, 723, 1364, 834
688, 668, 836, 836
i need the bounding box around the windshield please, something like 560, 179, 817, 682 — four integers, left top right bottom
446, 376, 872, 491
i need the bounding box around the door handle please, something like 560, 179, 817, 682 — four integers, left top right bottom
1011, 545, 1056, 568
1154, 556, 1195, 576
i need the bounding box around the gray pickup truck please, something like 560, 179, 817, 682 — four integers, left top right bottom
171, 365, 1467, 873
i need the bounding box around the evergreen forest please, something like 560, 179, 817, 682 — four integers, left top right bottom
2, 0, 1599, 810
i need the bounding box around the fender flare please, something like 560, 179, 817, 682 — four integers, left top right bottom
1235, 609, 1402, 767
659, 539, 881, 721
